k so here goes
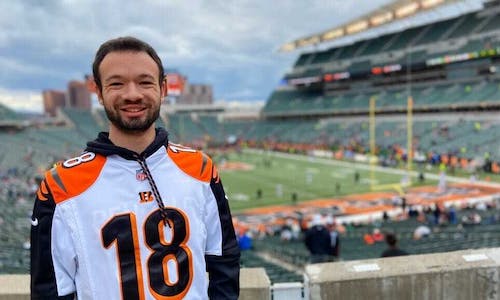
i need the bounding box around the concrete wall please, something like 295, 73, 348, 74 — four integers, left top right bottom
240, 267, 271, 300
0, 275, 29, 300
4, 248, 500, 300
0, 268, 270, 300
306, 247, 500, 300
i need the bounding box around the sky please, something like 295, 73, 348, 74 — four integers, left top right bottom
0, 0, 484, 113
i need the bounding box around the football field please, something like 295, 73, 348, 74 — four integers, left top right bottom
217, 149, 437, 213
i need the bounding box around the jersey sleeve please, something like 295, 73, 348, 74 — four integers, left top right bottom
52, 207, 78, 296
204, 166, 241, 300
30, 177, 76, 299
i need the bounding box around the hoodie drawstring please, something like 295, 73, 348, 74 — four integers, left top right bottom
136, 157, 170, 227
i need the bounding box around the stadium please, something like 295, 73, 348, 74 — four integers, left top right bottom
4, 0, 500, 299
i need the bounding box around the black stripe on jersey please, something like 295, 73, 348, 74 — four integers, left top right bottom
30, 179, 75, 299
205, 167, 240, 300
200, 153, 208, 176
51, 168, 68, 193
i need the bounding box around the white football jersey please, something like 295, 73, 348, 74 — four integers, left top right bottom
31, 136, 239, 300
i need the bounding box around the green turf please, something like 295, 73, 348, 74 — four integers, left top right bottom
217, 150, 438, 213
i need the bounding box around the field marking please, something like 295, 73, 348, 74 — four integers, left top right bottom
231, 193, 250, 201
225, 167, 321, 200
336, 168, 355, 175
306, 167, 320, 174
245, 149, 500, 187
330, 172, 346, 179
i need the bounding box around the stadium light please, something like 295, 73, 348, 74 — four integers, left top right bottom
322, 28, 345, 41
346, 20, 369, 34
297, 36, 320, 47
370, 11, 394, 26
280, 43, 296, 52
421, 0, 445, 9
279, 0, 480, 52
395, 2, 420, 18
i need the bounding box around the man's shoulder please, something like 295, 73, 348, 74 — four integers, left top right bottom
165, 142, 213, 183
43, 152, 107, 204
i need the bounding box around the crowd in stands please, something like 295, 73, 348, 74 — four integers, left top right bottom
239, 138, 500, 178
235, 197, 500, 278
0, 166, 41, 273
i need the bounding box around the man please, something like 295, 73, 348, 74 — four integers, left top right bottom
304, 214, 331, 264
30, 36, 240, 299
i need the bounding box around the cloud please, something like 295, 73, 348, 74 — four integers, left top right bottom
0, 88, 43, 113
2, 0, 477, 110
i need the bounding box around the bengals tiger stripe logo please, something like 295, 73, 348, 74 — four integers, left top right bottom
139, 191, 154, 203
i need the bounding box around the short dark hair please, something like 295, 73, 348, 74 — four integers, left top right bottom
92, 36, 165, 91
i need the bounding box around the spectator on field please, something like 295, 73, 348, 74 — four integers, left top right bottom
335, 182, 341, 194
291, 192, 298, 205
304, 214, 332, 264
256, 188, 262, 200
419, 171, 425, 183
381, 232, 408, 257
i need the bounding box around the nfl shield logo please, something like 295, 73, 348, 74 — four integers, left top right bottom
136, 169, 147, 181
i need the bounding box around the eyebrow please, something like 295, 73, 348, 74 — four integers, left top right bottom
103, 74, 157, 83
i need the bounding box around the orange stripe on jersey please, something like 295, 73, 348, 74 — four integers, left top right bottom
36, 180, 50, 201
45, 153, 106, 204
212, 165, 220, 183
166, 143, 213, 183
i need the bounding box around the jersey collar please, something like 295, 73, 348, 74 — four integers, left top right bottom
85, 127, 169, 160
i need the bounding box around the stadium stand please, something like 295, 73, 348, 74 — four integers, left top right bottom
7, 2, 500, 299
273, 4, 500, 116
61, 108, 105, 140
0, 103, 23, 121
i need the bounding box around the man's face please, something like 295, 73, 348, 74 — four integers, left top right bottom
97, 51, 166, 134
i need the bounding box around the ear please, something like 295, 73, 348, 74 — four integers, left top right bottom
86, 76, 97, 94
161, 76, 168, 98
96, 89, 104, 105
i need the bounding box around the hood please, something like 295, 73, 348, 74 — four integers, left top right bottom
85, 127, 169, 160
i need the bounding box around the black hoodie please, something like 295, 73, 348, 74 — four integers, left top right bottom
86, 127, 169, 160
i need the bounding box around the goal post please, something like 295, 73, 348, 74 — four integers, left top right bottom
369, 95, 413, 195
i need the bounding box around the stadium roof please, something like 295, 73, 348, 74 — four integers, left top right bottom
279, 0, 486, 52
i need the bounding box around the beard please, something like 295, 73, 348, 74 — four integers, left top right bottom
104, 103, 160, 133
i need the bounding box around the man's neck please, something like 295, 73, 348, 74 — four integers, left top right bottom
108, 126, 156, 154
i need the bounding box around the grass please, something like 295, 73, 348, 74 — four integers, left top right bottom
217, 150, 439, 213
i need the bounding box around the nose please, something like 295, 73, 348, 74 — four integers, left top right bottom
123, 82, 142, 101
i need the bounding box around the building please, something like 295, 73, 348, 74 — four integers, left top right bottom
42, 90, 66, 117
67, 80, 91, 110
42, 78, 92, 117
177, 83, 213, 105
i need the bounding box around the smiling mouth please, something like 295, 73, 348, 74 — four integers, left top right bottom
123, 108, 145, 112
121, 107, 147, 117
